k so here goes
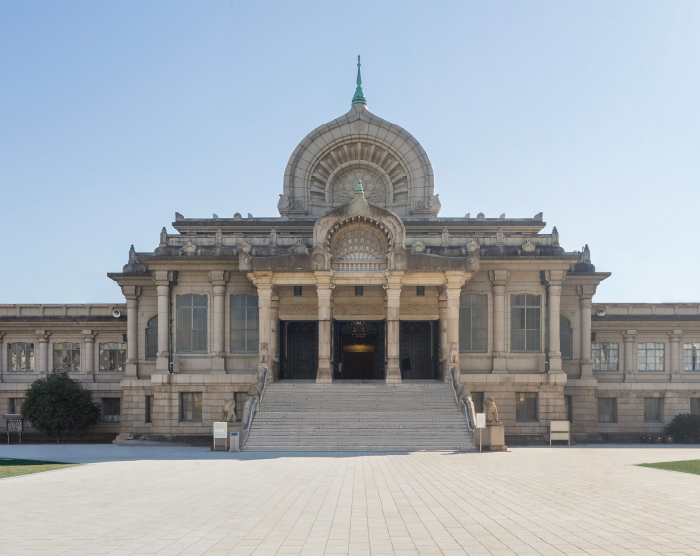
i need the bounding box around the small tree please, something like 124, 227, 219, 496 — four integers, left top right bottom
22, 372, 101, 442
664, 413, 700, 444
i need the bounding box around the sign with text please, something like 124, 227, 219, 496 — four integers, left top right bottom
213, 422, 228, 439
475, 413, 486, 429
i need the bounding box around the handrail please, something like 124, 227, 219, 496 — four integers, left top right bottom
259, 368, 268, 404
451, 368, 474, 433
243, 398, 257, 444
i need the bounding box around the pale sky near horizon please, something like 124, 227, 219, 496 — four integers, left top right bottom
1, 1, 699, 304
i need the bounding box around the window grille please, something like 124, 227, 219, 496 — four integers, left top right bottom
638, 342, 664, 372
102, 398, 121, 423
416, 286, 425, 296
683, 343, 700, 371
516, 392, 538, 421
176, 294, 208, 353
560, 315, 572, 360
180, 392, 202, 421
355, 286, 364, 296
644, 398, 662, 423
8, 342, 34, 372
598, 398, 617, 423
459, 294, 487, 352
145, 316, 158, 360
231, 294, 259, 353
511, 294, 541, 352
99, 342, 126, 371
145, 395, 154, 424
53, 342, 81, 372
592, 342, 619, 371
293, 286, 302, 296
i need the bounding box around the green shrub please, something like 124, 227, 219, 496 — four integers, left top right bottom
664, 413, 700, 444
22, 372, 101, 442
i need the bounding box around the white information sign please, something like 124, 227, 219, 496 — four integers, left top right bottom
213, 422, 228, 439
475, 413, 486, 429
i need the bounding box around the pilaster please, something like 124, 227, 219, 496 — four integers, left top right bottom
668, 330, 683, 382
269, 292, 280, 383
489, 270, 509, 373
315, 271, 333, 384
385, 271, 404, 384
546, 271, 564, 374
438, 291, 447, 381
577, 285, 596, 378
623, 330, 637, 383
121, 285, 141, 377
445, 271, 470, 376
154, 271, 170, 372
82, 330, 96, 381
210, 271, 229, 373
36, 330, 51, 374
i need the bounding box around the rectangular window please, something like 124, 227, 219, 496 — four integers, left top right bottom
176, 294, 208, 353
230, 295, 259, 353
597, 398, 617, 423
416, 286, 425, 297
145, 316, 158, 360
560, 316, 573, 360
511, 294, 541, 352
638, 342, 664, 372
565, 395, 573, 422
691, 398, 700, 415
8, 342, 34, 372
102, 398, 121, 423
459, 294, 488, 352
293, 286, 302, 297
234, 392, 247, 421
683, 343, 700, 371
592, 342, 619, 371
644, 398, 662, 423
53, 342, 81, 372
471, 392, 484, 414
180, 392, 202, 422
8, 398, 24, 415
99, 342, 126, 371
146, 395, 154, 424
355, 286, 364, 296
516, 392, 538, 421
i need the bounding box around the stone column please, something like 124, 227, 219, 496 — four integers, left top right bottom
385, 271, 404, 384
445, 272, 469, 377
577, 285, 596, 378
155, 271, 170, 372
82, 330, 95, 379
547, 271, 564, 373
669, 330, 683, 382
314, 271, 333, 384
36, 330, 50, 374
623, 330, 637, 382
438, 291, 447, 380
121, 286, 141, 377
210, 271, 228, 373
489, 270, 509, 373
270, 292, 280, 382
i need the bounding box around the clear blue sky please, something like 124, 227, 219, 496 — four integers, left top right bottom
1, 1, 698, 304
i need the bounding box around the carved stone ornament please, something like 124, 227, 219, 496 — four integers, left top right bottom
239, 241, 252, 254
496, 227, 505, 246
522, 239, 536, 253
412, 240, 425, 254
334, 303, 384, 315
466, 240, 479, 253
293, 239, 307, 254
332, 168, 387, 205
215, 227, 223, 247
278, 194, 291, 210
181, 240, 197, 256
279, 304, 318, 315
399, 304, 438, 315
159, 227, 167, 247
429, 194, 441, 209
484, 397, 500, 423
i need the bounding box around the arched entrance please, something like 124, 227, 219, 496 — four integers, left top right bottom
332, 320, 385, 380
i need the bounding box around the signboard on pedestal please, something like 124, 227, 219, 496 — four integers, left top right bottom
213, 422, 228, 451
475, 413, 486, 452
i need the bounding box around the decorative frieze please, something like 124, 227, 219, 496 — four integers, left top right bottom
334, 303, 384, 315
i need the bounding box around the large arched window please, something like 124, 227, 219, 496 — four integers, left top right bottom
560, 315, 573, 360
145, 316, 158, 360
231, 295, 259, 353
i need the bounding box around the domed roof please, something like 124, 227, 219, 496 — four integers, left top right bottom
278, 58, 439, 220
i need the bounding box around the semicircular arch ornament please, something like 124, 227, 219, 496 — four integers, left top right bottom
332, 168, 387, 205
327, 218, 391, 271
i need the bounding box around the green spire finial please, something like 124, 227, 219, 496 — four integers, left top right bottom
355, 179, 364, 193
351, 55, 367, 106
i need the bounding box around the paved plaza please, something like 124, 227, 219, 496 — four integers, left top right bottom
1, 445, 699, 556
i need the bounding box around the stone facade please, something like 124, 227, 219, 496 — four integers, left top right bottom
2, 79, 699, 444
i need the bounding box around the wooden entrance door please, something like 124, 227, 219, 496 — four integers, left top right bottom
400, 321, 433, 380
286, 321, 318, 380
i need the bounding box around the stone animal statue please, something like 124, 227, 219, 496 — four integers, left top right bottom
221, 397, 236, 423
241, 396, 254, 427
484, 397, 500, 423
449, 343, 459, 366
465, 395, 477, 429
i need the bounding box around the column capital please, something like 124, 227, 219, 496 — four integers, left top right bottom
209, 270, 229, 286
121, 285, 141, 299
668, 329, 683, 341
544, 270, 565, 285
489, 270, 509, 286
154, 271, 171, 286
247, 271, 273, 288
576, 285, 597, 299
82, 330, 96, 342
35, 330, 51, 341
313, 270, 334, 289
623, 329, 637, 342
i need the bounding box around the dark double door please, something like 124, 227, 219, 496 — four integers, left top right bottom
279, 321, 318, 380
400, 321, 439, 380
332, 320, 386, 380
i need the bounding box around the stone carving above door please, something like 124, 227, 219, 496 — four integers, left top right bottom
332, 168, 387, 205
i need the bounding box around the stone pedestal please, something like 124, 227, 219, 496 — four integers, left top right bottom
481, 422, 507, 451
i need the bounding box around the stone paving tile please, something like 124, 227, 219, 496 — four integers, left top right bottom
1, 445, 700, 555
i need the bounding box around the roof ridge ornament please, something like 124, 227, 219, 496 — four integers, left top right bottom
351, 55, 367, 106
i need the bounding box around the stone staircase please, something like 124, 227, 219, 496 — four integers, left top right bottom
244, 381, 474, 451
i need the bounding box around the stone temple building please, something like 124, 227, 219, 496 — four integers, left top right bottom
2, 60, 700, 448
